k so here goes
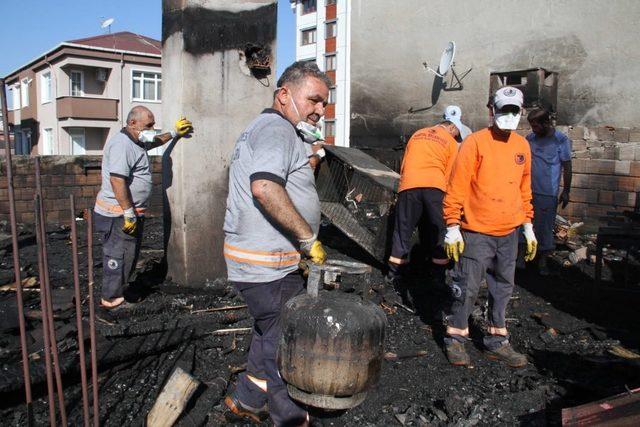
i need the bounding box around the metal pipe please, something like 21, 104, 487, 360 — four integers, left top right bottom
0, 78, 33, 423
35, 158, 68, 425
35, 196, 57, 427
86, 210, 100, 426
70, 196, 90, 426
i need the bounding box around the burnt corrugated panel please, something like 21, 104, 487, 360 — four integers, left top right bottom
317, 146, 399, 262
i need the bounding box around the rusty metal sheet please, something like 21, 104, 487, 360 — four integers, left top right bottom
562, 387, 640, 426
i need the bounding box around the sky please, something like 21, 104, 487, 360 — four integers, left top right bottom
0, 0, 296, 79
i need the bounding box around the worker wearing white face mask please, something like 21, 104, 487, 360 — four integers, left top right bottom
441, 86, 536, 368
94, 106, 193, 313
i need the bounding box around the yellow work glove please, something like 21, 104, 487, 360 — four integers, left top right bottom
444, 225, 464, 262
299, 234, 326, 264
172, 117, 194, 138
522, 223, 538, 262
122, 208, 138, 236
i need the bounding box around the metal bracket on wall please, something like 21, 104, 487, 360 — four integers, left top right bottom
442, 66, 472, 91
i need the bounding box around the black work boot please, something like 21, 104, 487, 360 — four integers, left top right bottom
484, 342, 528, 368
445, 339, 471, 366
224, 393, 269, 423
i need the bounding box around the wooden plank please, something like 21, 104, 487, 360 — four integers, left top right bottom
146, 367, 200, 427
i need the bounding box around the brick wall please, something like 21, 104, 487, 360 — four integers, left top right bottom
518, 125, 640, 229
0, 155, 163, 225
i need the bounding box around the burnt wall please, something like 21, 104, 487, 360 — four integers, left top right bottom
0, 156, 163, 225
349, 0, 640, 148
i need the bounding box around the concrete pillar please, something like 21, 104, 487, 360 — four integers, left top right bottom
162, 0, 277, 286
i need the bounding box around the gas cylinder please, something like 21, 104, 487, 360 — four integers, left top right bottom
278, 260, 387, 410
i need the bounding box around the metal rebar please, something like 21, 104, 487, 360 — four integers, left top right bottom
86, 210, 100, 427
0, 78, 33, 424
35, 196, 57, 427
35, 158, 68, 426
70, 196, 90, 426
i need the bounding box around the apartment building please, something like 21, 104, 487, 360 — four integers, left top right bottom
290, 0, 351, 146
5, 32, 162, 156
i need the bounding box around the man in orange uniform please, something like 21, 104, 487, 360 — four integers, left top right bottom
442, 87, 537, 368
387, 116, 465, 289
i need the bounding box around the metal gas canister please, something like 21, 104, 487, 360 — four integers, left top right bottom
277, 260, 387, 410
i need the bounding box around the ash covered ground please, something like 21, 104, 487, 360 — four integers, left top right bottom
0, 217, 639, 426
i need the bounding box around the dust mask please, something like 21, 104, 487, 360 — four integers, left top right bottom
493, 108, 521, 131
138, 130, 156, 143
290, 93, 323, 143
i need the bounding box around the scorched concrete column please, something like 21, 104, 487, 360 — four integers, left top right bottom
162, 0, 277, 286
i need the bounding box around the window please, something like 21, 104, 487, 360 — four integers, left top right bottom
324, 120, 335, 138
69, 128, 86, 155
325, 21, 337, 38
325, 54, 336, 71
70, 70, 84, 97
132, 70, 162, 102
328, 86, 336, 104
42, 128, 53, 155
9, 85, 20, 110
301, 28, 316, 46
21, 78, 29, 107
326, 0, 337, 5
41, 72, 52, 103
301, 0, 316, 14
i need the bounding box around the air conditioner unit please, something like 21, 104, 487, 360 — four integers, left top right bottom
96, 68, 108, 82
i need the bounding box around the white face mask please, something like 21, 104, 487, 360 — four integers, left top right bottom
493, 109, 521, 131
138, 129, 156, 143
290, 93, 323, 143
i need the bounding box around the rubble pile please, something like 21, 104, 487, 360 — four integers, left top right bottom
550, 214, 639, 281
0, 218, 639, 426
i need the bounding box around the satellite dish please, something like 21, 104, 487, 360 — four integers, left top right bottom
101, 18, 114, 28
101, 18, 114, 33
438, 41, 456, 76
423, 41, 456, 78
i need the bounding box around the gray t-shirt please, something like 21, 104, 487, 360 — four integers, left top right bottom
224, 109, 321, 283
94, 129, 152, 217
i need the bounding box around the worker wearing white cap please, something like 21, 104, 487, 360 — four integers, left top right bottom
442, 86, 537, 368
443, 105, 472, 141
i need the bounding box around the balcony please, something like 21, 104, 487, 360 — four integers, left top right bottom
56, 96, 118, 121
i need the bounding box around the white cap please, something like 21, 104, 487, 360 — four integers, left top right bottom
443, 105, 471, 140
493, 86, 524, 109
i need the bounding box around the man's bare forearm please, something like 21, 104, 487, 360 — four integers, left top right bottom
147, 132, 173, 149
251, 179, 314, 241
110, 176, 133, 211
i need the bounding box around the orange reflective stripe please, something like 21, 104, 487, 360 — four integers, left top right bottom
488, 326, 508, 336
388, 256, 409, 265
223, 242, 299, 257
224, 253, 300, 268
446, 326, 469, 336
431, 258, 449, 265
223, 242, 301, 268
95, 199, 146, 215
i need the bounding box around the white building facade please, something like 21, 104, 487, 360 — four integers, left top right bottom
290, 0, 351, 147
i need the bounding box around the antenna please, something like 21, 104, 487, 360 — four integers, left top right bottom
100, 18, 114, 34
423, 41, 456, 77
422, 41, 471, 91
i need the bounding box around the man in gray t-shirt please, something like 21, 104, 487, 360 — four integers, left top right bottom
223, 62, 331, 427
94, 106, 193, 311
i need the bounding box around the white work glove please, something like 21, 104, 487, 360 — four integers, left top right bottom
444, 225, 464, 262
522, 223, 538, 262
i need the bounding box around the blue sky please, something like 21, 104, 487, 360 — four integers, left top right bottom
0, 0, 295, 78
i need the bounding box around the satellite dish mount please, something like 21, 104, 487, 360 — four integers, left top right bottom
422, 41, 472, 91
